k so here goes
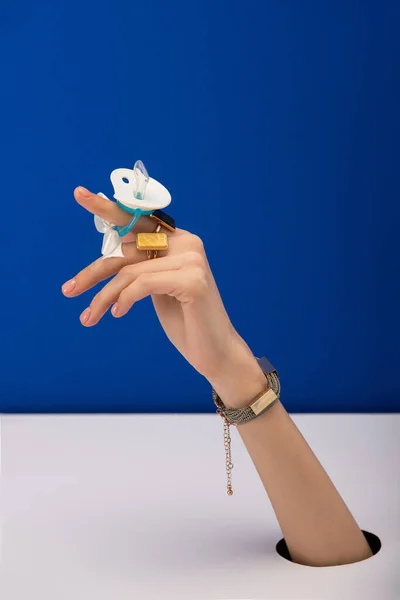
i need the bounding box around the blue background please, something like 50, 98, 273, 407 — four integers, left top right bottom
0, 0, 399, 413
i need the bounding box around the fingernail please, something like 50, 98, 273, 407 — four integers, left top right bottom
78, 186, 91, 198
111, 303, 119, 317
81, 307, 91, 324
62, 279, 76, 294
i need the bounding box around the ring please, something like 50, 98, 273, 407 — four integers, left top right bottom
136, 209, 175, 260
135, 223, 167, 260
148, 224, 161, 260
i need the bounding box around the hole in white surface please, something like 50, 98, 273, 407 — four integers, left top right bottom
122, 177, 129, 184
276, 530, 381, 566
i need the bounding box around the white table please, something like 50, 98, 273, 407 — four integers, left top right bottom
1, 414, 399, 600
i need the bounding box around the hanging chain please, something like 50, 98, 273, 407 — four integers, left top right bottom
222, 415, 234, 496
213, 363, 280, 497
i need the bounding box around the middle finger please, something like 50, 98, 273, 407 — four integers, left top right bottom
83, 252, 190, 325
62, 242, 149, 297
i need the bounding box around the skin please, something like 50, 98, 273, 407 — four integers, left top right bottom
62, 186, 373, 567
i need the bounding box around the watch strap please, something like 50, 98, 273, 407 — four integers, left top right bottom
212, 357, 280, 426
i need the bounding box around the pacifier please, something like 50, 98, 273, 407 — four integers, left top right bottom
95, 160, 172, 259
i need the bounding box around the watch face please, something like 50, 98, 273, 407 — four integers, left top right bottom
150, 209, 176, 231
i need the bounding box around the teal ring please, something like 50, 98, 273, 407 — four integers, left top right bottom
114, 201, 154, 237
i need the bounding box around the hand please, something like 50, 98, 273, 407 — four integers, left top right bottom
61, 186, 263, 393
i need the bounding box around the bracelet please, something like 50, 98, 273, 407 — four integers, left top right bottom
212, 356, 281, 496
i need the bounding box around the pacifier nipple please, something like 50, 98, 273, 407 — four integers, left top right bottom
132, 160, 149, 200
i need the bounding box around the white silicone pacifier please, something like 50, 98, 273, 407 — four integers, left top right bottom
111, 160, 171, 212
95, 160, 172, 259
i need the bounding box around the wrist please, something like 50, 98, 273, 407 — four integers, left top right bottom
207, 338, 270, 409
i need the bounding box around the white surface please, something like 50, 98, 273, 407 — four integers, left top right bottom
1, 414, 399, 600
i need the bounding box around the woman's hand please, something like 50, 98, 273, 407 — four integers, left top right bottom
61, 187, 266, 401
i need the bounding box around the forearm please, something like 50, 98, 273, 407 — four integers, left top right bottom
209, 342, 372, 567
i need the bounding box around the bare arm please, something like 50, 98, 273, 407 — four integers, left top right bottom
210, 342, 373, 567
66, 187, 373, 568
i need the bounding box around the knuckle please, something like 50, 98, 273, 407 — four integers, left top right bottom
184, 250, 205, 268
189, 234, 205, 251
188, 267, 208, 296
118, 287, 131, 305
133, 272, 152, 290
97, 260, 115, 281
119, 264, 135, 278
135, 272, 149, 284
90, 289, 104, 310
85, 260, 100, 279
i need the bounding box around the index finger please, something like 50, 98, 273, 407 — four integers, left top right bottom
74, 186, 131, 226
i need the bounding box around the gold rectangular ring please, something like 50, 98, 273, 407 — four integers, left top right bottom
136, 232, 168, 251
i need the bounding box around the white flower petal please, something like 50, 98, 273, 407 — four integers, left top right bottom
94, 214, 110, 233
102, 229, 122, 256
101, 243, 124, 259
